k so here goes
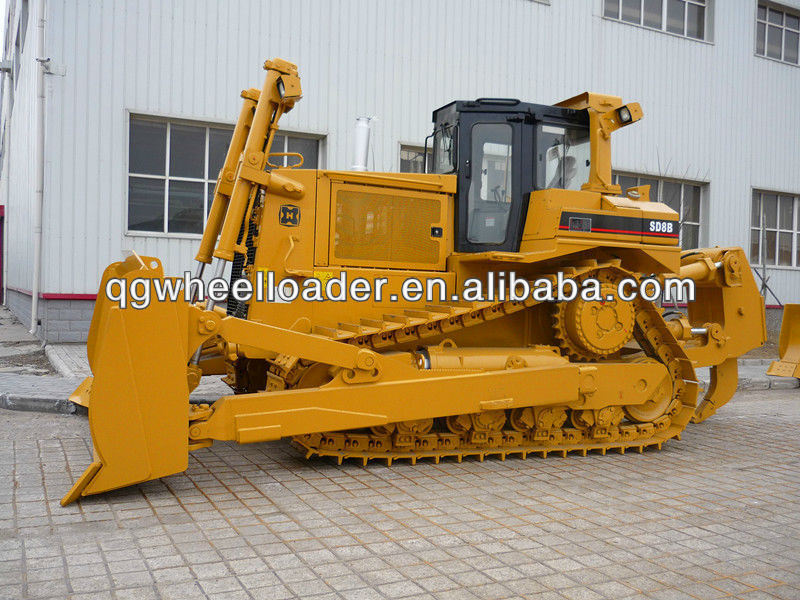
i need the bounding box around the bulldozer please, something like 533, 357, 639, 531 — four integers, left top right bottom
768, 305, 800, 378
61, 58, 766, 506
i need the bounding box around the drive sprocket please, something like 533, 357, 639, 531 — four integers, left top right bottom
552, 270, 636, 361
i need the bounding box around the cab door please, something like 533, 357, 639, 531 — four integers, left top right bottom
455, 115, 531, 253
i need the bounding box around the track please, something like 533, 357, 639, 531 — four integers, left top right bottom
256, 259, 699, 465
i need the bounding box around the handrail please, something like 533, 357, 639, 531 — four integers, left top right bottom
267, 152, 304, 169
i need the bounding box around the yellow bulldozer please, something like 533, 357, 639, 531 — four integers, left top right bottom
61, 58, 767, 506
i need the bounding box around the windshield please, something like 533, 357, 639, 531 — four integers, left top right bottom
431, 124, 457, 173
537, 124, 590, 190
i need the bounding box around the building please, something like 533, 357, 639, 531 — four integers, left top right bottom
0, 0, 798, 342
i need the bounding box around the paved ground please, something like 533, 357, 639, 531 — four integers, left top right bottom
1, 389, 798, 600
0, 308, 52, 376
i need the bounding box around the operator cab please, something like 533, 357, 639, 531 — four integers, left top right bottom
428, 99, 590, 253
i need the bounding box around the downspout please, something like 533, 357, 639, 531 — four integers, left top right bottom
30, 0, 46, 334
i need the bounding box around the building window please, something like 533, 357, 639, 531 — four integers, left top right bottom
270, 133, 320, 169
756, 3, 800, 65
750, 190, 799, 267
19, 0, 29, 52
612, 173, 703, 249
13, 32, 21, 88
399, 145, 432, 173
127, 116, 320, 234
603, 0, 710, 41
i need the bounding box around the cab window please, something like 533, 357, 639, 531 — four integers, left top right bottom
432, 124, 457, 174
537, 124, 590, 191
467, 123, 513, 244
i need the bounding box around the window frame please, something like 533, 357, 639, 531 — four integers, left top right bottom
126, 114, 322, 238
602, 0, 714, 43
612, 172, 706, 249
750, 189, 800, 268
755, 2, 800, 66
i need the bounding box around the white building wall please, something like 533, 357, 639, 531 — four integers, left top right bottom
7, 0, 800, 303
3, 0, 40, 295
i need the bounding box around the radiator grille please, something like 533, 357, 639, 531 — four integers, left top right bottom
333, 190, 440, 265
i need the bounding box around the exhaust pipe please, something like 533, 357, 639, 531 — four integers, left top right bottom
351, 116, 373, 171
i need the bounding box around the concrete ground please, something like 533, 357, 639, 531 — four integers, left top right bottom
0, 308, 53, 376
1, 388, 799, 600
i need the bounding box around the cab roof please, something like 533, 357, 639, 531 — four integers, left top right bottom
432, 98, 587, 125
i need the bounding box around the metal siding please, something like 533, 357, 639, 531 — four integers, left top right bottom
1, 0, 796, 303
3, 0, 41, 293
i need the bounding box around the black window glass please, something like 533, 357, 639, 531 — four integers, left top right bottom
208, 127, 233, 179
169, 124, 205, 179
168, 180, 205, 234
128, 177, 165, 232
130, 119, 166, 175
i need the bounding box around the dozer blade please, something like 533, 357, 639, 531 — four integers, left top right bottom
768, 304, 800, 378
61, 254, 191, 506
